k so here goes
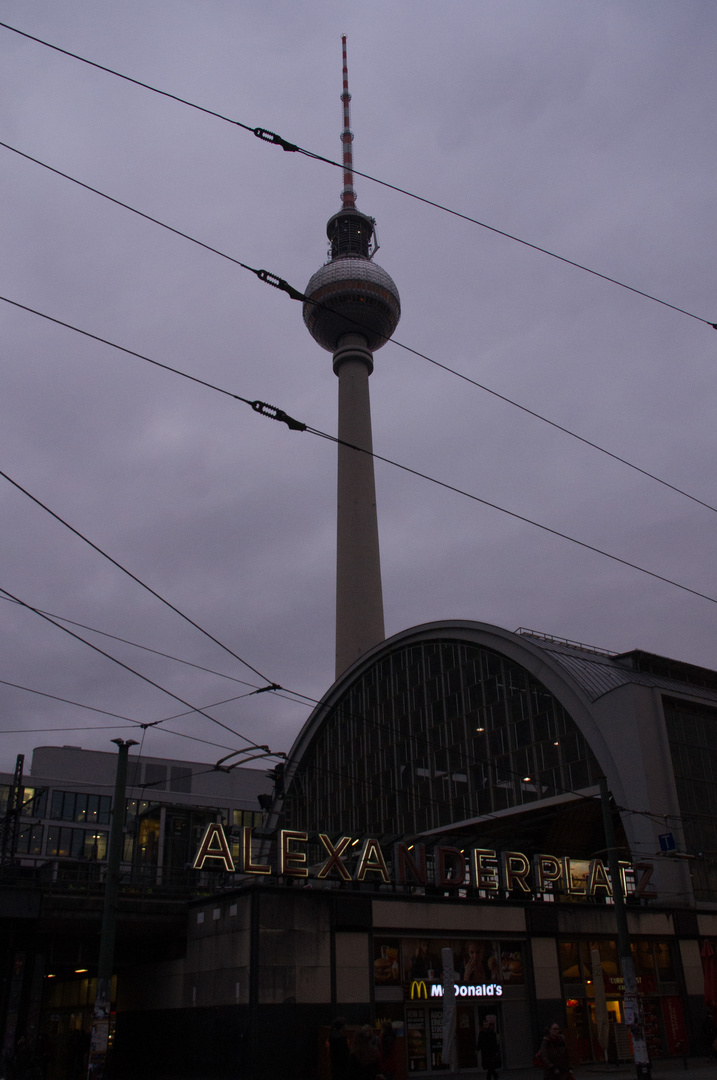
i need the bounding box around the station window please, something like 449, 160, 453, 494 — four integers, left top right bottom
46, 826, 108, 860
50, 791, 111, 825
16, 824, 44, 856
21, 787, 47, 817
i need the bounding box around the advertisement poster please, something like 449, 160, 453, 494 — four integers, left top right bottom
429, 1007, 447, 1069
499, 943, 524, 984
406, 1008, 427, 1072
642, 998, 662, 1058
455, 940, 499, 985
374, 938, 401, 986
404, 939, 446, 983
661, 996, 686, 1056
379, 935, 521, 1000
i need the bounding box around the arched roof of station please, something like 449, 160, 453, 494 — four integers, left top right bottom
285, 620, 623, 797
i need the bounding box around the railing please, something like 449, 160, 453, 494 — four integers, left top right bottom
0, 860, 220, 900
515, 627, 617, 656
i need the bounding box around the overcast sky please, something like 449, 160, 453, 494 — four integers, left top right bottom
0, 1, 715, 777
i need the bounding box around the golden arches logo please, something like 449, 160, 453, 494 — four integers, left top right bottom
410, 980, 428, 1000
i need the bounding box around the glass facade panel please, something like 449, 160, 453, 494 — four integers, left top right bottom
283, 639, 599, 838
21, 788, 47, 817
144, 764, 167, 791
16, 824, 43, 855
46, 826, 108, 859
170, 766, 192, 794
231, 809, 263, 827
664, 697, 717, 901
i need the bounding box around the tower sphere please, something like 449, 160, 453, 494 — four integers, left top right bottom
302, 256, 401, 353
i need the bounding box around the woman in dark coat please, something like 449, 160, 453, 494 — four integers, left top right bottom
476, 1020, 500, 1080
539, 1023, 572, 1080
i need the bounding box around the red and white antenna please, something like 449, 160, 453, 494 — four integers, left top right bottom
340, 34, 356, 210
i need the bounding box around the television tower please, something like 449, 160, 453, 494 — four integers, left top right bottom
303, 36, 401, 679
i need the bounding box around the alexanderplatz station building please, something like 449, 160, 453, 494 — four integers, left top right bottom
163, 619, 717, 1077
2, 621, 717, 1077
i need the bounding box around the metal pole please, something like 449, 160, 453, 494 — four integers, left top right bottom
1, 755, 25, 868
599, 775, 651, 1079
87, 739, 137, 1080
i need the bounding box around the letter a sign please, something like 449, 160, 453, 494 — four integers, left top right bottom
193, 823, 235, 871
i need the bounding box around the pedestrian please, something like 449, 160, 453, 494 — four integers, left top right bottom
701, 1011, 717, 1059
538, 1022, 573, 1080
379, 1021, 397, 1080
329, 1018, 350, 1080
349, 1025, 380, 1080
476, 1019, 500, 1080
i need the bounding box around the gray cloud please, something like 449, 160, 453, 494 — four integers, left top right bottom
0, 1, 715, 773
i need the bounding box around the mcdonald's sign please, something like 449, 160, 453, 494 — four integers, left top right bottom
410, 980, 429, 1000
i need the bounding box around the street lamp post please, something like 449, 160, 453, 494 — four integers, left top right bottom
87, 739, 138, 1080
599, 775, 651, 1079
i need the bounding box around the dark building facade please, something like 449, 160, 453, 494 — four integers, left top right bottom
3, 622, 717, 1078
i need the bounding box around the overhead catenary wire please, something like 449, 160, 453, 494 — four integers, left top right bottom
0, 594, 317, 716
2, 291, 712, 613
0, 466, 281, 688
0, 674, 277, 749
0, 594, 265, 692
0, 713, 253, 758
0, 536, 682, 831
0, 21, 713, 329
20, 763, 258, 797
0, 580, 697, 838
0, 596, 683, 833
1, 138, 714, 518
306, 425, 717, 608
0, 584, 284, 760
0, 623, 683, 837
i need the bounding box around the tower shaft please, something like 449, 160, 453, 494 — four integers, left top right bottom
335, 335, 384, 676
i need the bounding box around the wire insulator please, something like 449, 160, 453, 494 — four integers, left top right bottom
253, 128, 298, 152
251, 400, 306, 432
255, 269, 306, 301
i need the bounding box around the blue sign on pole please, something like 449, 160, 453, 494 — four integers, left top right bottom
658, 832, 676, 853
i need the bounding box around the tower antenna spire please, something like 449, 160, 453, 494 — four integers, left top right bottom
340, 35, 356, 211
304, 38, 401, 677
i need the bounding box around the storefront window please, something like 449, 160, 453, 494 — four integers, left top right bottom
587, 939, 620, 987
560, 941, 582, 983
373, 935, 514, 1073
561, 939, 684, 1063
655, 942, 675, 982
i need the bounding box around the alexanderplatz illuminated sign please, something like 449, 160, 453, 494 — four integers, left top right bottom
193, 825, 656, 899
